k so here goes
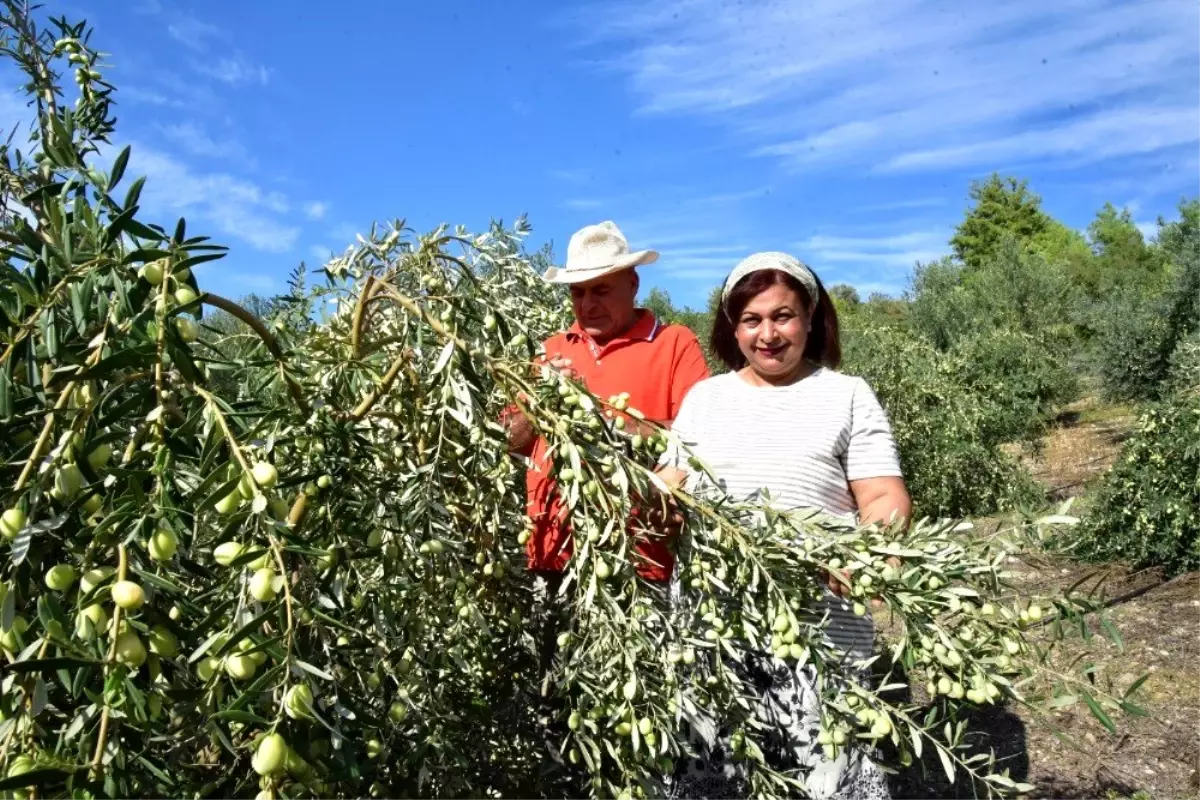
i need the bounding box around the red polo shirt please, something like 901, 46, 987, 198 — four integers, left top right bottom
522, 311, 710, 581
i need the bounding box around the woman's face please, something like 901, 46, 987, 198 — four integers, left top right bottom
734, 282, 810, 383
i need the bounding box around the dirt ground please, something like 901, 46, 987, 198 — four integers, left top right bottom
1016, 396, 1136, 503
891, 399, 1199, 800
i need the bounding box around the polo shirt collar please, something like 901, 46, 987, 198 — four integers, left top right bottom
565, 309, 661, 349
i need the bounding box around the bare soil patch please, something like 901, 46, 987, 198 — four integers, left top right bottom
1015, 396, 1136, 502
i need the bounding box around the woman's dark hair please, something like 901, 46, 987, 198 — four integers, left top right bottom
710, 268, 841, 372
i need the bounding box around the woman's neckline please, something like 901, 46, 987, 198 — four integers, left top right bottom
733, 363, 824, 389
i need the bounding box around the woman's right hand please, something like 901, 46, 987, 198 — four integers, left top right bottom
824, 568, 853, 599
823, 556, 901, 606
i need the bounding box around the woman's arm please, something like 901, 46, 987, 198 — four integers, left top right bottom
824, 476, 911, 600
849, 475, 912, 529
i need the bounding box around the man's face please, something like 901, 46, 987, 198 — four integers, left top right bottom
569, 269, 638, 342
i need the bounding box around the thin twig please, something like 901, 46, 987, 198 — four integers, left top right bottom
269, 537, 295, 659
349, 350, 410, 421
200, 293, 310, 416
0, 258, 101, 369
89, 544, 128, 780
346, 280, 466, 421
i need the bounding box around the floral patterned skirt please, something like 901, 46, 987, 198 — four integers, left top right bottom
668, 656, 891, 800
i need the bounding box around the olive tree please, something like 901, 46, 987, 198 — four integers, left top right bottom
0, 7, 1143, 800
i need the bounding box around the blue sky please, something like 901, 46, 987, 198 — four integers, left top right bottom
3, 0, 1198, 309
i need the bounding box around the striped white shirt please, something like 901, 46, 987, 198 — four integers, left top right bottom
665, 368, 903, 661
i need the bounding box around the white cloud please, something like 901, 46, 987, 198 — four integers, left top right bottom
569, 0, 1200, 175
1135, 221, 1158, 242
797, 229, 951, 270
194, 56, 271, 87
304, 202, 329, 220
167, 12, 222, 51
550, 168, 592, 184
123, 87, 174, 107
309, 244, 333, 262
125, 144, 299, 253
125, 70, 224, 112
880, 106, 1200, 173
157, 122, 254, 165
853, 197, 947, 213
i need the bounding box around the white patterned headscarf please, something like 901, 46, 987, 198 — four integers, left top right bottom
721, 252, 820, 308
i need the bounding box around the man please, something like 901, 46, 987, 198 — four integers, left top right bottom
504, 220, 711, 586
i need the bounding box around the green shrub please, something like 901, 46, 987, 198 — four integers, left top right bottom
1086, 283, 1178, 402
1088, 205, 1199, 402
1069, 391, 1200, 576
906, 242, 1076, 352
949, 328, 1080, 446
904, 258, 977, 350
1167, 329, 1199, 395
842, 326, 1043, 518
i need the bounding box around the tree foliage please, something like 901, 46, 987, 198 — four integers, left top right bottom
901, 244, 1079, 446
1081, 203, 1166, 297
841, 326, 1043, 518
906, 242, 1075, 353
1067, 385, 1199, 577
950, 175, 1051, 270
1166, 329, 1200, 396
1086, 201, 1200, 402
0, 10, 1149, 800
948, 329, 1078, 447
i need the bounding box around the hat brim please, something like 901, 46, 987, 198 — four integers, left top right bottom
542, 250, 659, 284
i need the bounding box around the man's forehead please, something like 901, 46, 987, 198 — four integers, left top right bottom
570, 269, 635, 291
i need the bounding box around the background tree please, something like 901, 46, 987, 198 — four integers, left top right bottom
1081, 203, 1166, 297
951, 174, 1052, 269
827, 283, 861, 310
1086, 200, 1200, 401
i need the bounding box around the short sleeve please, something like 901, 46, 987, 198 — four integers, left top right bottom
667, 329, 711, 422
843, 378, 903, 481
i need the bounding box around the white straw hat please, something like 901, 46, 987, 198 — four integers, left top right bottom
542, 221, 659, 284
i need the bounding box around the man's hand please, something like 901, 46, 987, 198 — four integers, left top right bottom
506, 355, 583, 455
545, 356, 579, 382
633, 491, 685, 540
504, 408, 535, 454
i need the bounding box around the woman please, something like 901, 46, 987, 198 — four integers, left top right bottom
662, 251, 911, 800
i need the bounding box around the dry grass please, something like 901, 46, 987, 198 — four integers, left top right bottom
1016, 396, 1136, 502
